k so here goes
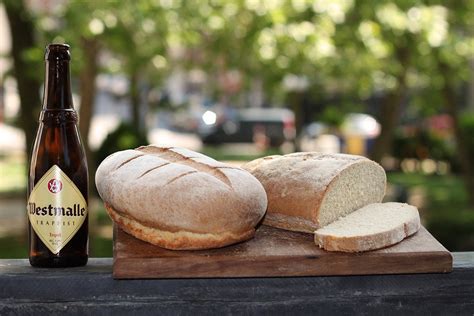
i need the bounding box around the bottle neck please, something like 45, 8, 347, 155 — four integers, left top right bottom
42, 59, 73, 110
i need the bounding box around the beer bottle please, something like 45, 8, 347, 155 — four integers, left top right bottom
27, 44, 88, 267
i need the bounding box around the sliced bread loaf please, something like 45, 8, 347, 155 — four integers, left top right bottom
242, 152, 386, 233
314, 202, 421, 252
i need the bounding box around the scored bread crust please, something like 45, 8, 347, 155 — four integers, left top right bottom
314, 203, 421, 252
106, 204, 255, 250
243, 152, 386, 232
96, 145, 267, 250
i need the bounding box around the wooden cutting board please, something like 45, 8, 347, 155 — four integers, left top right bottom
113, 225, 452, 279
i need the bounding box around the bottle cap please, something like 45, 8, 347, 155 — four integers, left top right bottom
45, 44, 71, 61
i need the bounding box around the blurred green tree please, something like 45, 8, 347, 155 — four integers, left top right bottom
4, 0, 474, 205
433, 0, 474, 205
103, 0, 168, 137
58, 1, 104, 164
35, 0, 170, 172
344, 1, 474, 204
43, 0, 106, 179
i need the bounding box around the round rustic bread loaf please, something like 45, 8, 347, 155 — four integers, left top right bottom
95, 145, 267, 250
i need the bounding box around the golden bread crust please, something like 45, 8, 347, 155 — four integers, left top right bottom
106, 204, 255, 250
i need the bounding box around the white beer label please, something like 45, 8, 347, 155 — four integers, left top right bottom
27, 165, 87, 254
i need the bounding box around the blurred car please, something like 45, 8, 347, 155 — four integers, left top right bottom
340, 113, 381, 138
340, 113, 381, 155
198, 107, 296, 147
298, 122, 341, 153
299, 113, 381, 155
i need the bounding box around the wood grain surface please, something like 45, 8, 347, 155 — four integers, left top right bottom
113, 225, 452, 279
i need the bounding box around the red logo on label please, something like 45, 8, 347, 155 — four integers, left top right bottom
47, 179, 63, 193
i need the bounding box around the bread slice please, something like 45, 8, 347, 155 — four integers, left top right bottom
243, 152, 386, 233
314, 202, 421, 252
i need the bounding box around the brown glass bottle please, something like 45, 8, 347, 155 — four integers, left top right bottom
28, 44, 88, 267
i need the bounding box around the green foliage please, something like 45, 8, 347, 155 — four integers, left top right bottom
393, 129, 454, 161
20, 46, 44, 82
26, 0, 472, 112
0, 235, 27, 259
90, 236, 113, 258
460, 113, 474, 158
95, 122, 148, 167
388, 172, 474, 251
0, 158, 26, 197
429, 209, 474, 251
320, 107, 345, 127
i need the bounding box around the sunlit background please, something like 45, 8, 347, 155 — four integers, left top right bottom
0, 0, 473, 257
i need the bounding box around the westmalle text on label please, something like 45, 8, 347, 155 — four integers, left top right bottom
28, 202, 86, 217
